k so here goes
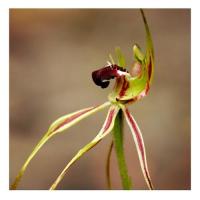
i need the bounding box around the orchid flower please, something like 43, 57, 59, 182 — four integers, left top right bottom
11, 9, 154, 190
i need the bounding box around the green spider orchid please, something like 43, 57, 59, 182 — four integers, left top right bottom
11, 9, 154, 190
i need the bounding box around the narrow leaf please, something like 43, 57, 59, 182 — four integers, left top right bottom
49, 105, 120, 190
11, 101, 110, 190
122, 106, 154, 190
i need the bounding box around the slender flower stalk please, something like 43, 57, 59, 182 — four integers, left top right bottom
11, 9, 155, 190
112, 109, 132, 189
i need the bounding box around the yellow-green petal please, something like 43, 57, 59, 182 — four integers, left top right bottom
49, 105, 120, 190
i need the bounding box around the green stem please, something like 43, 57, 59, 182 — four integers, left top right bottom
113, 109, 132, 190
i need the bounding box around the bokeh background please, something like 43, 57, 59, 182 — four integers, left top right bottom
10, 9, 191, 190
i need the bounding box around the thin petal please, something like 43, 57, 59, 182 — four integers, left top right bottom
49, 101, 111, 135
106, 140, 114, 189
49, 105, 120, 190
122, 106, 154, 190
11, 102, 110, 190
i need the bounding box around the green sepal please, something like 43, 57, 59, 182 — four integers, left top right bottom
133, 44, 145, 63
108, 10, 154, 102
140, 9, 154, 85
115, 47, 126, 68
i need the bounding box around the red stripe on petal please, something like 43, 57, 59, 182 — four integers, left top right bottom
145, 83, 150, 95
125, 109, 144, 157
148, 57, 152, 81
125, 108, 154, 189
53, 107, 94, 132
103, 109, 115, 132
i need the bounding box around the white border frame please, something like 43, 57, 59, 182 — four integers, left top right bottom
0, 0, 198, 199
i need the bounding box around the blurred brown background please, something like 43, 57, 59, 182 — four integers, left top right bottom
9, 9, 191, 190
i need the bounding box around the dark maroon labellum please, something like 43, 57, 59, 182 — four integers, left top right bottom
92, 64, 126, 89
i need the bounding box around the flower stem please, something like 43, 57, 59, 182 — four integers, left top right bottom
113, 109, 132, 189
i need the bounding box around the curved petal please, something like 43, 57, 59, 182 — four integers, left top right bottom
11, 102, 110, 190
140, 9, 154, 85
122, 106, 154, 190
133, 44, 145, 63
118, 10, 154, 102
49, 105, 120, 190
48, 102, 110, 135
